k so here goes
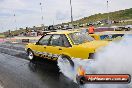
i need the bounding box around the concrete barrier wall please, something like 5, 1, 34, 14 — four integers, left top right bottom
0, 38, 6, 43
5, 36, 42, 44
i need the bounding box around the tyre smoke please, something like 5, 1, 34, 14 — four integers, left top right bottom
57, 35, 132, 88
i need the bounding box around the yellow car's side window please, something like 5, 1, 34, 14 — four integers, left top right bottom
49, 34, 71, 47
50, 35, 62, 46
61, 35, 71, 47
38, 35, 52, 45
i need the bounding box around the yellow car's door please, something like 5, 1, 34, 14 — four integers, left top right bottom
46, 34, 72, 60
34, 34, 52, 57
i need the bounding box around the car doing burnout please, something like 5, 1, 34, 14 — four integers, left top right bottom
90, 31, 132, 41
25, 31, 108, 66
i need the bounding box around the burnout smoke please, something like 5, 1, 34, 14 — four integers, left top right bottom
57, 35, 132, 88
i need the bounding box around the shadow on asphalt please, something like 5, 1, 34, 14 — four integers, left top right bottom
28, 58, 79, 88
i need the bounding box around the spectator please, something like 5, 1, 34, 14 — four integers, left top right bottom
88, 24, 95, 34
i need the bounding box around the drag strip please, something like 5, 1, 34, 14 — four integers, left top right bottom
0, 43, 27, 59
0, 46, 27, 59
0, 43, 79, 88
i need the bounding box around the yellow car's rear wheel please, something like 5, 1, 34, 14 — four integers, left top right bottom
88, 53, 95, 59
59, 55, 74, 67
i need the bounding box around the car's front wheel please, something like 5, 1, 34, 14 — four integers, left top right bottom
27, 49, 35, 61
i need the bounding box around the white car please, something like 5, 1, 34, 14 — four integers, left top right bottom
125, 25, 132, 29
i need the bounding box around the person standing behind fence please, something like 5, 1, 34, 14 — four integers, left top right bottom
88, 24, 95, 34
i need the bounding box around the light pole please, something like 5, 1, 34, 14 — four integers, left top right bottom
107, 0, 110, 25
40, 2, 44, 25
14, 13, 17, 31
0, 23, 3, 31
70, 0, 73, 24
40, 2, 45, 30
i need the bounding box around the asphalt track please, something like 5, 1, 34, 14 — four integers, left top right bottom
0, 43, 79, 88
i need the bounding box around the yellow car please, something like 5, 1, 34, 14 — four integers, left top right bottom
90, 31, 132, 41
25, 31, 108, 66
79, 28, 132, 41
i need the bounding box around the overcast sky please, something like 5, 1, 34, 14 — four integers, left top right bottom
0, 0, 132, 32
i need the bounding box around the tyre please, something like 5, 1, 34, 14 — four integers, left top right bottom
88, 53, 95, 59
27, 49, 35, 61
59, 55, 74, 67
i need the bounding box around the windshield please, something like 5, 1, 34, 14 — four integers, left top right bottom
68, 32, 94, 45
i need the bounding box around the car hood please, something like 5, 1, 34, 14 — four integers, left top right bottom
78, 40, 108, 49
